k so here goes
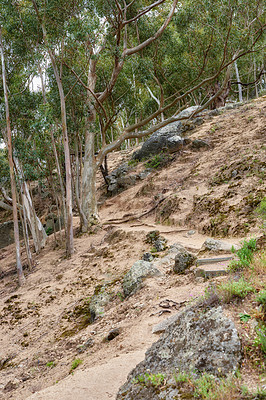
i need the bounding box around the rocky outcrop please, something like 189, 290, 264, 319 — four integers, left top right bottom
173, 244, 197, 274
117, 306, 242, 400
123, 261, 162, 297
132, 107, 204, 160
105, 163, 150, 195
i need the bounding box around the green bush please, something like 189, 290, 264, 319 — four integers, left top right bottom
255, 325, 266, 354
256, 197, 266, 231
70, 358, 82, 372
145, 153, 171, 169
219, 278, 255, 303
229, 238, 256, 271
132, 372, 165, 388
256, 290, 266, 306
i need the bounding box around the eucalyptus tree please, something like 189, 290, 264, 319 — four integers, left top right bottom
0, 25, 25, 285
64, 0, 264, 232
3, 0, 265, 243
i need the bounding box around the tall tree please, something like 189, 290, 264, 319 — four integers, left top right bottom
0, 24, 25, 285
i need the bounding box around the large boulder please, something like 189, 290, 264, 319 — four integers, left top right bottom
173, 244, 197, 274
117, 306, 242, 400
132, 106, 202, 160
123, 261, 162, 297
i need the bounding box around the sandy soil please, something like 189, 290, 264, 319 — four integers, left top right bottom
0, 97, 265, 400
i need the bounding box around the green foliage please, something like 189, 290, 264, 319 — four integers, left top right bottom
70, 358, 82, 372
145, 154, 171, 169
229, 239, 257, 272
219, 278, 255, 303
256, 197, 266, 227
0, 149, 10, 186
239, 313, 251, 323
174, 371, 190, 383
173, 371, 266, 400
256, 290, 266, 307
46, 361, 56, 368
45, 227, 53, 236
254, 326, 266, 354
132, 372, 165, 388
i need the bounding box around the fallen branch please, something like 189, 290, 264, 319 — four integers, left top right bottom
103, 195, 169, 224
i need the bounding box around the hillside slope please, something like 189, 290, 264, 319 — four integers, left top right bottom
0, 97, 265, 400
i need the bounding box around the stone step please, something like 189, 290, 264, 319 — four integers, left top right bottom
196, 256, 233, 266
194, 268, 228, 279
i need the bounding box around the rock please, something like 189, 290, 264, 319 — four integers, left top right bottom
76, 338, 94, 353
117, 306, 242, 400
106, 163, 139, 195
194, 268, 228, 279
89, 287, 111, 322
105, 328, 121, 341
173, 244, 197, 274
132, 106, 201, 160
145, 231, 167, 252
142, 253, 154, 262
201, 238, 240, 254
123, 261, 162, 297
191, 139, 210, 149
0, 221, 23, 249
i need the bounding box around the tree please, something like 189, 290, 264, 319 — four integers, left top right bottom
0, 24, 25, 285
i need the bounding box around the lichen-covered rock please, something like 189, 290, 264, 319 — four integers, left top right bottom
123, 261, 162, 297
117, 306, 242, 400
173, 244, 197, 274
145, 231, 167, 252
132, 106, 202, 160
201, 238, 240, 254
89, 287, 111, 322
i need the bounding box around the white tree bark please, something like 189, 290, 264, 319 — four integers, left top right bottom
0, 24, 25, 285
234, 60, 243, 102
21, 182, 47, 253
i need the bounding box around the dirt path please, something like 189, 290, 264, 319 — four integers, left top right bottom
26, 350, 147, 400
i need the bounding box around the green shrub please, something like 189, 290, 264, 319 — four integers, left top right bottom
255, 325, 266, 354
174, 371, 190, 383
70, 358, 82, 372
219, 278, 255, 303
256, 197, 266, 224
46, 361, 56, 368
256, 290, 266, 307
145, 153, 171, 169
229, 238, 256, 271
132, 372, 165, 388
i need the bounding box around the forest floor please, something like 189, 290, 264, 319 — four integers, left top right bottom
0, 97, 265, 400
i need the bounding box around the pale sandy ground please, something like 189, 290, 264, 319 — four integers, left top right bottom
27, 350, 146, 400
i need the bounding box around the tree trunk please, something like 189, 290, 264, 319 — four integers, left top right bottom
234, 61, 243, 102
32, 0, 73, 256
0, 25, 25, 285
81, 59, 99, 231
81, 128, 98, 231
21, 181, 47, 253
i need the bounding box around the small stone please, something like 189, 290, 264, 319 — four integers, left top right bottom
142, 253, 153, 262
106, 328, 121, 341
